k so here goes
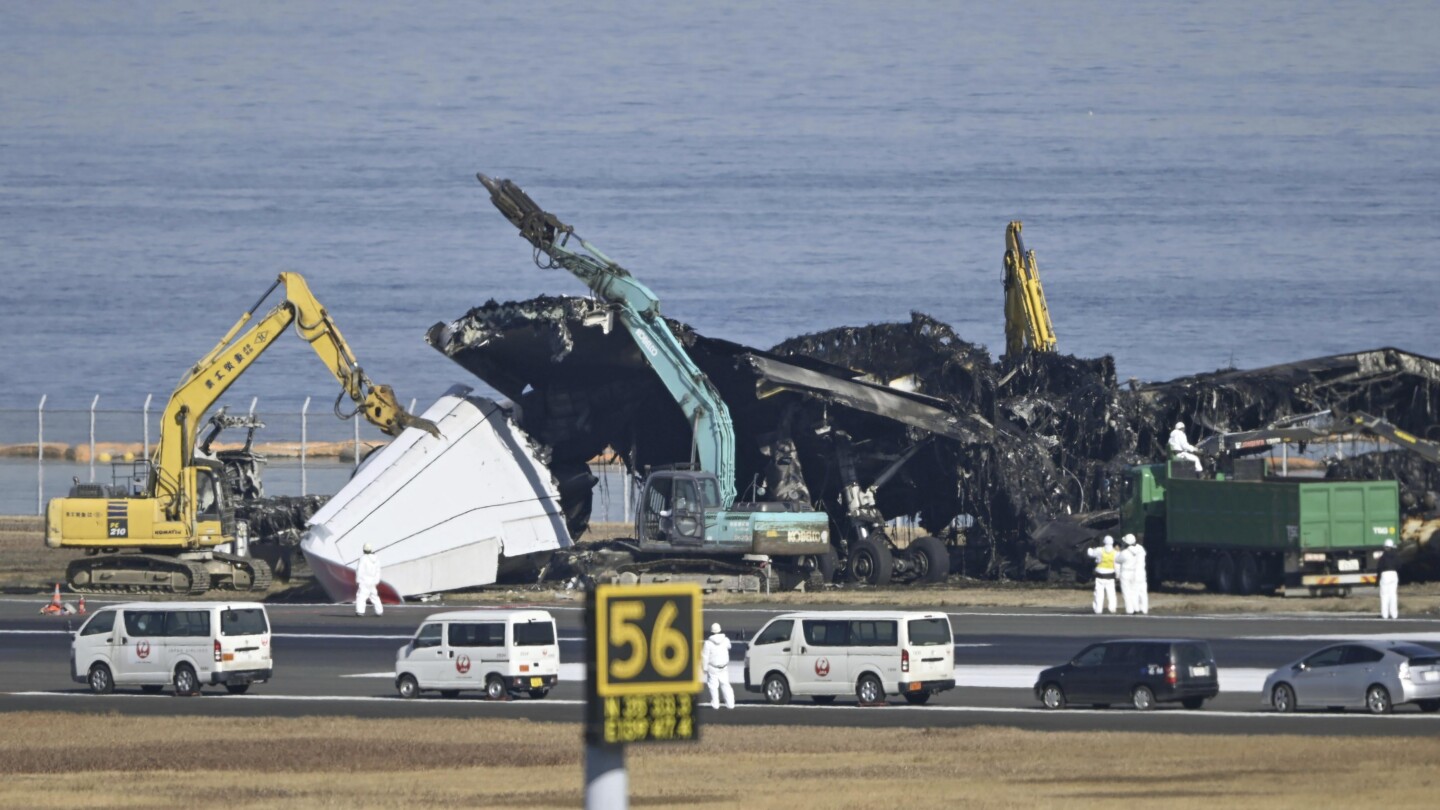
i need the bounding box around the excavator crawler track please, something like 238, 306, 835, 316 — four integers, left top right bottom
212, 552, 273, 592
67, 554, 212, 596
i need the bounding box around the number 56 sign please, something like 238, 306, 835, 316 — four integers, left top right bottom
591, 583, 703, 697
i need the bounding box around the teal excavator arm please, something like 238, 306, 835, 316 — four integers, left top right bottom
477, 173, 739, 507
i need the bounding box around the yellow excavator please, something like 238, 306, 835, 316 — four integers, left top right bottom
1002, 220, 1058, 358
46, 272, 438, 595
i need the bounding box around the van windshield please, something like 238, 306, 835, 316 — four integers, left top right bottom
221, 608, 268, 636
907, 618, 951, 646
513, 621, 555, 647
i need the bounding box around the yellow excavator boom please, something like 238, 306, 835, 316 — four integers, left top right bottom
1002, 221, 1058, 358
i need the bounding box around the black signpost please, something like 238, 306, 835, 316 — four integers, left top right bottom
585, 583, 703, 808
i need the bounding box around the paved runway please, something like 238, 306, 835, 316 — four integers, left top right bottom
4, 596, 1439, 736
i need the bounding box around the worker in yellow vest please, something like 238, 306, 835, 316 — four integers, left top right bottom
1086, 535, 1118, 614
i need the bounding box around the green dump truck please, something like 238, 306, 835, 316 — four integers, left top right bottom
1120, 461, 1399, 597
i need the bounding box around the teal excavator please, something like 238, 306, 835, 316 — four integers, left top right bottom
478, 174, 833, 588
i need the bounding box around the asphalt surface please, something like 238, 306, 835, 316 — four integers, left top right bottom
4, 595, 1440, 736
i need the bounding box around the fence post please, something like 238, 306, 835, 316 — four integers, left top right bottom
143, 393, 153, 463
301, 397, 311, 496
37, 394, 47, 515
89, 394, 100, 482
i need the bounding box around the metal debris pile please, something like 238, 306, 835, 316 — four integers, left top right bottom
430, 297, 1440, 580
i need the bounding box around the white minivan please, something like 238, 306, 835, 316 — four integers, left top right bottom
744, 611, 955, 705
71, 602, 272, 695
395, 609, 559, 700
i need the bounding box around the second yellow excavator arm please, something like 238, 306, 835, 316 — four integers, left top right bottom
151, 272, 438, 517
1002, 221, 1058, 359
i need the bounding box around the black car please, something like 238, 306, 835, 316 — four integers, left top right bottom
1034, 638, 1219, 710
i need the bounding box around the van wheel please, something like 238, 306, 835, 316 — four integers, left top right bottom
763, 673, 791, 705
848, 538, 893, 586
440, 690, 460, 699
397, 674, 419, 699
903, 691, 931, 705
1131, 685, 1155, 711
528, 689, 550, 700
173, 663, 199, 696
1181, 696, 1205, 710
140, 685, 164, 695
811, 694, 835, 705
485, 677, 507, 701
856, 673, 885, 704
88, 663, 114, 695
225, 683, 250, 695
1365, 684, 1392, 715
1040, 683, 1065, 710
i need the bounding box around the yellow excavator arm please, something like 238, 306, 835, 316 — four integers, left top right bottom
152, 272, 438, 518
1002, 221, 1058, 358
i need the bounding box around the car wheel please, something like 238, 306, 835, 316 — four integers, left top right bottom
173, 663, 199, 696
1040, 683, 1066, 710
856, 673, 885, 704
1415, 699, 1440, 713
1131, 685, 1155, 711
485, 677, 507, 701
903, 691, 932, 705
528, 689, 550, 700
811, 694, 835, 705
88, 663, 114, 695
1271, 684, 1295, 713
1365, 684, 1392, 715
396, 674, 419, 699
763, 673, 791, 705
225, 683, 250, 695
140, 684, 164, 695
1181, 696, 1206, 710
848, 538, 893, 586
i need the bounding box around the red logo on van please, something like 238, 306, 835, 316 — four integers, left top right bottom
456, 655, 472, 674
136, 641, 151, 660
815, 657, 830, 677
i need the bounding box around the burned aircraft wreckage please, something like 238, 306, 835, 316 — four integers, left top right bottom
428, 293, 1440, 583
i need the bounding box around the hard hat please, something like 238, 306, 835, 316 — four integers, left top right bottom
711, 623, 721, 634
1123, 534, 1136, 545
363, 544, 374, 554
1102, 535, 1114, 546
1175, 421, 1185, 430
1384, 539, 1396, 548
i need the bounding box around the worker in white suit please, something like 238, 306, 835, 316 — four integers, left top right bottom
1086, 536, 1118, 614
355, 544, 384, 617
703, 623, 735, 709
1119, 533, 1149, 614
1168, 421, 1203, 473
1373, 538, 1400, 619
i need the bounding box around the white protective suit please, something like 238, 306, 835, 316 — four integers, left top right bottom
1374, 540, 1400, 619
1168, 422, 1203, 473
1119, 534, 1148, 614
355, 551, 384, 616
703, 625, 735, 709
1086, 537, 1118, 614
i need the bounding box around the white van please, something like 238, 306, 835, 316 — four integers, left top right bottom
744, 611, 955, 705
71, 602, 272, 695
395, 609, 559, 700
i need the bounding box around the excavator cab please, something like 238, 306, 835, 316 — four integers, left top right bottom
637, 470, 717, 547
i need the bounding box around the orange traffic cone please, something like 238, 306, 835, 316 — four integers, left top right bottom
77, 595, 87, 615
40, 583, 62, 615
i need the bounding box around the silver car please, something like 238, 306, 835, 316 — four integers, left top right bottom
1261, 641, 1440, 714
